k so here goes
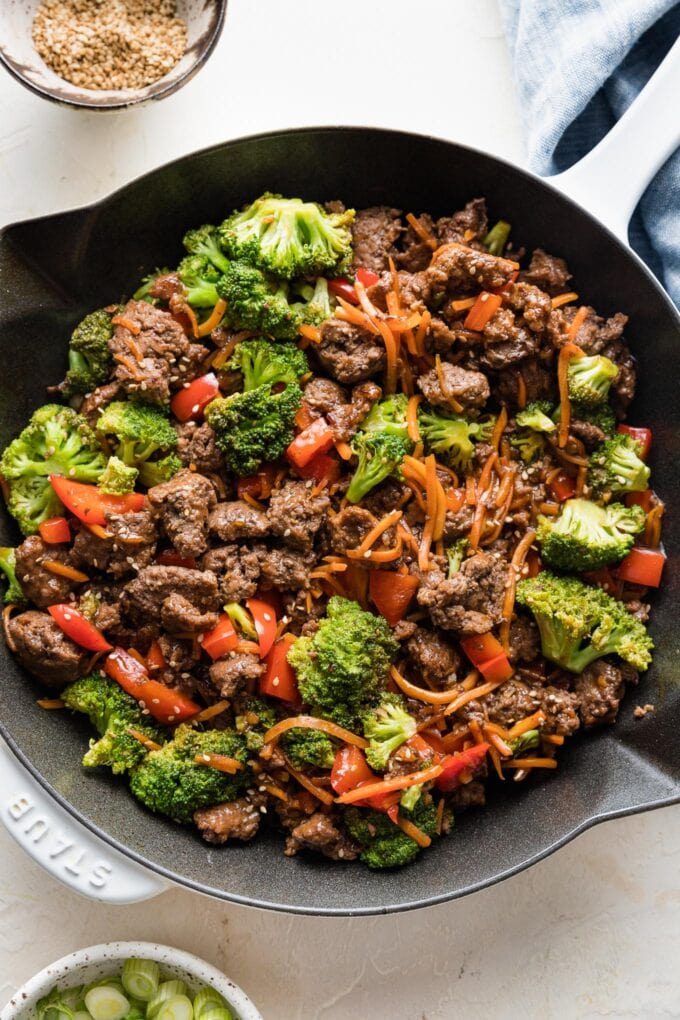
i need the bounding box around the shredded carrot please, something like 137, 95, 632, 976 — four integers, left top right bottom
488, 744, 505, 781
190, 699, 230, 724
42, 560, 89, 583
385, 292, 401, 318
490, 405, 508, 452
261, 781, 290, 804
37, 698, 65, 710
557, 341, 585, 447
299, 323, 321, 344
567, 304, 589, 342
516, 371, 527, 409
181, 302, 200, 339
507, 710, 546, 739
644, 503, 664, 549
111, 314, 141, 335
348, 538, 403, 563
494, 466, 516, 508
284, 759, 335, 805
335, 296, 380, 335
485, 729, 513, 757
124, 336, 144, 363
88, 524, 111, 540
443, 678, 507, 716
465, 476, 477, 505
335, 440, 353, 461
336, 762, 444, 804
242, 492, 265, 511
113, 353, 144, 382
435, 354, 464, 413
391, 665, 480, 706
195, 752, 244, 774
196, 298, 228, 338
395, 815, 432, 848
542, 733, 565, 746
375, 319, 399, 394
128, 728, 162, 751
449, 297, 477, 313
435, 796, 446, 835
406, 395, 422, 443
499, 528, 537, 651
406, 212, 437, 249
309, 562, 348, 579
235, 640, 262, 655
397, 524, 421, 558
345, 509, 403, 557
264, 715, 368, 748
551, 292, 579, 309
414, 308, 431, 355
503, 757, 557, 770
417, 454, 436, 567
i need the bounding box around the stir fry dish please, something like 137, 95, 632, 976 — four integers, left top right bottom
0, 194, 663, 869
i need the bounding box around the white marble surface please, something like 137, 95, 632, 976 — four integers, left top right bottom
0, 0, 679, 1016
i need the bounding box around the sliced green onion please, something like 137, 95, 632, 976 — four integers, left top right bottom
196, 1009, 233, 1020
147, 983, 189, 1019
191, 988, 227, 1018
83, 986, 130, 1020
121, 959, 160, 1002
155, 995, 194, 1020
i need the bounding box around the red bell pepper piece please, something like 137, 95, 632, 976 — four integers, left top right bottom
355, 268, 380, 288
582, 566, 619, 596
460, 632, 505, 666
548, 471, 577, 502
202, 614, 239, 661
408, 732, 446, 759
286, 417, 335, 469
616, 546, 666, 588
105, 647, 200, 725
260, 633, 299, 702
330, 745, 376, 795
617, 425, 652, 460
292, 451, 341, 485
38, 517, 71, 545
328, 277, 358, 304
170, 373, 219, 422
464, 292, 503, 331
146, 639, 166, 672
246, 597, 277, 658
435, 744, 490, 792
50, 476, 144, 528
47, 604, 112, 652
237, 463, 277, 501
625, 489, 655, 513
369, 570, 420, 626
294, 402, 317, 431
492, 269, 520, 295
155, 551, 197, 569
477, 653, 514, 683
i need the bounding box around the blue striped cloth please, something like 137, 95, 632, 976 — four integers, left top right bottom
497, 0, 680, 304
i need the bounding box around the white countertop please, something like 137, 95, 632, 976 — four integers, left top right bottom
1, 1, 679, 1016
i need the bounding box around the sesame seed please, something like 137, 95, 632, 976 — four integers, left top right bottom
272, 676, 280, 686
152, 698, 160, 704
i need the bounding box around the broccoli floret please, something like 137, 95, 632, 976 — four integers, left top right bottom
217, 260, 301, 340
129, 724, 250, 823
64, 308, 114, 395
205, 382, 302, 476
418, 406, 495, 471
228, 338, 309, 392
446, 538, 469, 577
183, 224, 230, 274
133, 267, 172, 304
567, 354, 618, 408
0, 547, 25, 605
293, 276, 334, 325
62, 674, 165, 775
554, 400, 617, 438
400, 784, 422, 812
588, 433, 650, 496
516, 401, 556, 433
346, 432, 411, 504
360, 394, 411, 442
343, 800, 438, 869
509, 729, 541, 755
177, 254, 222, 309
281, 728, 336, 769
99, 455, 139, 495
96, 400, 178, 486
287, 596, 399, 730
510, 430, 546, 463
483, 220, 511, 256
219, 193, 354, 280
516, 571, 653, 673
1, 404, 106, 534
362, 696, 417, 771
78, 589, 101, 622
537, 498, 645, 571
235, 696, 277, 752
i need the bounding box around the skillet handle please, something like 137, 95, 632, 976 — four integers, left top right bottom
0, 738, 169, 904
547, 35, 680, 244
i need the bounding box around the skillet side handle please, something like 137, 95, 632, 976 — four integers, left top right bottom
0, 738, 169, 904
547, 35, 680, 244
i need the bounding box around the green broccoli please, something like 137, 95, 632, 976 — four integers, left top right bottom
78, 588, 101, 622
509, 729, 541, 755
98, 455, 139, 495
418, 406, 495, 471
558, 400, 617, 437
360, 394, 411, 442
281, 728, 336, 769
183, 223, 230, 274
343, 800, 438, 869
177, 254, 222, 308
292, 276, 334, 325
483, 220, 511, 256
62, 674, 165, 775
129, 724, 250, 823
95, 400, 179, 487
64, 308, 114, 395
400, 784, 423, 812
234, 696, 277, 752
446, 538, 469, 577
516, 401, 556, 433
1, 404, 107, 534
287, 596, 399, 730
204, 382, 302, 476
346, 433, 411, 504
588, 433, 650, 496
516, 571, 653, 673
228, 338, 309, 392
133, 267, 172, 304
0, 547, 25, 605
510, 430, 546, 463
537, 498, 645, 571
567, 354, 618, 408
219, 193, 354, 280
362, 695, 417, 771
217, 261, 301, 340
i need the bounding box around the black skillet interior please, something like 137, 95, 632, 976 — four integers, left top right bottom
1, 128, 679, 915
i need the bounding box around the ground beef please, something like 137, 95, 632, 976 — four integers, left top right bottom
520, 249, 572, 295
71, 511, 157, 578
507, 615, 540, 664
159, 593, 219, 634
505, 282, 553, 334
485, 679, 540, 728
200, 544, 262, 602
494, 358, 554, 408
78, 380, 122, 423
208, 501, 270, 542
426, 244, 518, 294
15, 535, 77, 608
121, 565, 220, 624
329, 506, 382, 556
570, 417, 607, 448
352, 206, 402, 273
480, 306, 542, 369
360, 478, 407, 517
397, 214, 436, 272
405, 627, 460, 688
316, 318, 386, 385
549, 305, 628, 354
109, 299, 196, 404
175, 421, 224, 474
327, 381, 382, 442
574, 661, 628, 727
303, 377, 348, 417
539, 685, 581, 735
284, 811, 360, 861
6, 610, 88, 688
157, 634, 200, 673
209, 652, 265, 697
258, 546, 316, 591
601, 339, 636, 414
436, 198, 488, 246
281, 589, 328, 636
194, 797, 263, 844
448, 780, 486, 812
147, 469, 216, 558
624, 599, 650, 624
417, 362, 490, 411
443, 505, 475, 540
417, 552, 508, 635
267, 481, 330, 548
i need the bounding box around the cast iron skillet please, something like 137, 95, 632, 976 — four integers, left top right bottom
1, 121, 679, 914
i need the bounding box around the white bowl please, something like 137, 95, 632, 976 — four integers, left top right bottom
1, 940, 262, 1020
